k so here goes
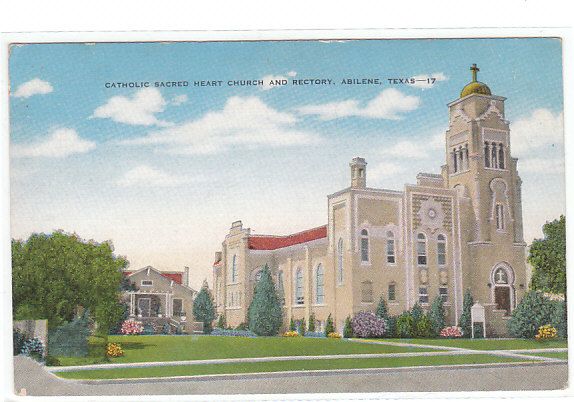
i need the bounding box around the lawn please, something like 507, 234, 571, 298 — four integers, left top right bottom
376, 338, 568, 350
56, 353, 531, 380
55, 335, 435, 366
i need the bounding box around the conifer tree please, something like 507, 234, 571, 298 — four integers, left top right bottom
343, 315, 353, 338
308, 313, 316, 332
325, 313, 335, 336
429, 296, 445, 336
193, 281, 216, 334
459, 289, 474, 338
247, 265, 283, 336
376, 295, 389, 320
289, 317, 296, 331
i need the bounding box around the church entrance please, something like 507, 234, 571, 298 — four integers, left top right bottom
494, 287, 511, 314
492, 264, 514, 315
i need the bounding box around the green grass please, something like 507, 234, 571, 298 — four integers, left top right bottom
55, 336, 435, 366
56, 354, 531, 380
517, 351, 568, 360
375, 338, 568, 350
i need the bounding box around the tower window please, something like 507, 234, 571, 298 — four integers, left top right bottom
437, 234, 447, 265
361, 281, 373, 303
452, 149, 458, 172
295, 268, 304, 304
417, 233, 427, 265
388, 283, 396, 301
360, 229, 369, 263
386, 231, 396, 264
484, 142, 491, 168
496, 204, 505, 230
337, 238, 344, 284
498, 145, 505, 169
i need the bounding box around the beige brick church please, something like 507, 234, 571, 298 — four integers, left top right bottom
212, 65, 528, 336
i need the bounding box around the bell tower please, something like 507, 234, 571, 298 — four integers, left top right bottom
445, 64, 524, 245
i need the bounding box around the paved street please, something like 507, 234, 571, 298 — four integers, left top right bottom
13, 355, 568, 397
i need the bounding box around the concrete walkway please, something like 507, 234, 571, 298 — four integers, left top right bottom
13, 355, 568, 396
348, 339, 567, 362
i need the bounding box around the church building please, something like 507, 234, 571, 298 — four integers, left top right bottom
212, 65, 528, 337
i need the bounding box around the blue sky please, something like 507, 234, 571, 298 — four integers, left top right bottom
9, 39, 564, 288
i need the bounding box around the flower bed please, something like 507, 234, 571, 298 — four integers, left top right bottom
210, 328, 257, 337
327, 332, 342, 339
282, 331, 300, 337
106, 342, 124, 357
120, 320, 144, 335
535, 324, 557, 341
440, 326, 463, 338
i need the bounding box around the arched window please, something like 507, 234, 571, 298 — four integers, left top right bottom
315, 264, 324, 304
361, 280, 373, 303
491, 143, 498, 168
231, 254, 237, 283
337, 238, 344, 284
494, 267, 509, 284
388, 282, 396, 301
386, 231, 396, 264
295, 268, 304, 305
453, 149, 458, 172
437, 234, 446, 265
484, 142, 491, 168
495, 204, 505, 230
417, 233, 427, 265
360, 229, 369, 263
498, 144, 505, 169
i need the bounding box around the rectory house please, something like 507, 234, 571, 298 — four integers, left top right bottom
212, 65, 528, 337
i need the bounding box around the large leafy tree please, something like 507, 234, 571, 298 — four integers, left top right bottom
529, 215, 566, 296
192, 281, 216, 334
248, 265, 282, 336
12, 231, 127, 334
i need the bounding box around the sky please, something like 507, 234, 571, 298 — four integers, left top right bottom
9, 38, 564, 290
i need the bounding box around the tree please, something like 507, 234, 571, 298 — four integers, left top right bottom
193, 281, 216, 334
11, 231, 127, 332
308, 313, 316, 332
458, 290, 474, 338
289, 317, 296, 331
410, 303, 424, 327
299, 317, 307, 335
375, 295, 389, 320
343, 315, 353, 338
429, 296, 446, 336
247, 265, 283, 336
325, 313, 335, 336
529, 216, 566, 296
217, 314, 226, 329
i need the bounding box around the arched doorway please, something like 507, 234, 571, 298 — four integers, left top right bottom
491, 263, 515, 315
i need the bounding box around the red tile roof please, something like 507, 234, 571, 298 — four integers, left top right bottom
123, 270, 182, 284
248, 225, 327, 250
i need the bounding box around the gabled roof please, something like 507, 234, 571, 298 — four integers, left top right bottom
248, 225, 327, 250
123, 265, 182, 285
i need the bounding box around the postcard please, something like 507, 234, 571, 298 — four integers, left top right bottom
8, 36, 567, 397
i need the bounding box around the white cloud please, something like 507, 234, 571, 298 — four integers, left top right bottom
261, 71, 297, 90
369, 162, 405, 180
510, 109, 563, 157
11, 128, 96, 158
380, 131, 444, 159
509, 109, 564, 175
121, 96, 320, 155
408, 72, 448, 90
13, 78, 53, 98
116, 165, 191, 187
92, 88, 171, 126
296, 88, 420, 120
171, 94, 188, 106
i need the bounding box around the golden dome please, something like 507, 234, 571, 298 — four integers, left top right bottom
460, 63, 491, 98
460, 81, 491, 98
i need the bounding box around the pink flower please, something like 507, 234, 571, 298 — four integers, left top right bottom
440, 326, 462, 338
120, 320, 144, 335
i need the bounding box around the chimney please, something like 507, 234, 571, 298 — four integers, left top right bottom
184, 266, 190, 287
